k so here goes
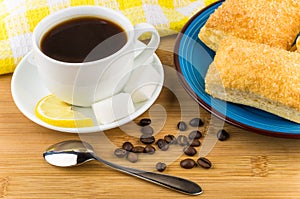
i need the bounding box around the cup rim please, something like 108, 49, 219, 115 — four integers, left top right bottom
32, 6, 134, 66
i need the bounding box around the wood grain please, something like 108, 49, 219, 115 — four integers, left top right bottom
1, 35, 300, 198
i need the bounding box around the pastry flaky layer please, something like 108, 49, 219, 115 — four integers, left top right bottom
205, 37, 300, 123
297, 37, 300, 53
199, 0, 300, 51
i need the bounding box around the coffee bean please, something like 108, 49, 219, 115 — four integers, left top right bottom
188, 130, 202, 140
127, 152, 138, 163
140, 135, 155, 144
177, 135, 189, 146
114, 148, 128, 158
189, 118, 204, 127
183, 146, 197, 156
189, 139, 201, 147
144, 145, 156, 154
156, 139, 169, 151
217, 129, 230, 141
138, 118, 151, 126
156, 162, 167, 172
122, 141, 134, 152
197, 157, 212, 169
180, 158, 196, 169
164, 134, 177, 144
177, 121, 187, 131
141, 125, 154, 135
132, 146, 145, 153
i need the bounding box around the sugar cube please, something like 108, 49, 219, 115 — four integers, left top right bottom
123, 64, 161, 103
92, 93, 135, 125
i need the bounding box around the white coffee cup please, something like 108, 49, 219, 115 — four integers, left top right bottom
32, 6, 160, 107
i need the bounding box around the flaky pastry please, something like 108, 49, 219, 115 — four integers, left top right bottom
205, 37, 300, 123
199, 0, 300, 51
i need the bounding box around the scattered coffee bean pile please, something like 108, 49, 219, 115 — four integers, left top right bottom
113, 117, 229, 171
175, 120, 212, 170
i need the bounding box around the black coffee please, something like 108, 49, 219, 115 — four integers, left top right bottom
41, 17, 127, 63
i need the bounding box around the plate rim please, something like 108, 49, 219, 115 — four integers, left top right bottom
173, 0, 300, 138
11, 47, 164, 133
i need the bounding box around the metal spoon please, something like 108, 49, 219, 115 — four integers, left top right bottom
43, 140, 202, 195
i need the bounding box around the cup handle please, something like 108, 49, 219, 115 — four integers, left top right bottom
132, 23, 160, 67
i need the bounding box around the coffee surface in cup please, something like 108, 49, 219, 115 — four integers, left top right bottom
41, 16, 127, 63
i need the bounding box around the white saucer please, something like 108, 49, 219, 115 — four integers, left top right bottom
11, 50, 164, 133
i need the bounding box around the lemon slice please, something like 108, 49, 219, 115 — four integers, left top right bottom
35, 95, 93, 128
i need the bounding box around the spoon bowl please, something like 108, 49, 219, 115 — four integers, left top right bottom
43, 140, 203, 195
43, 140, 95, 167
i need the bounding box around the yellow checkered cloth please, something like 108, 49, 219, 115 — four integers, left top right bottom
0, 0, 217, 75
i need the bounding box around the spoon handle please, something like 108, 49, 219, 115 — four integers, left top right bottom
93, 154, 202, 195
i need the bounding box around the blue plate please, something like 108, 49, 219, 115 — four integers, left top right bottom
174, 0, 300, 138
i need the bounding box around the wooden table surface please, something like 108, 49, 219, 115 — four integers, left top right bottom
1, 35, 300, 199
